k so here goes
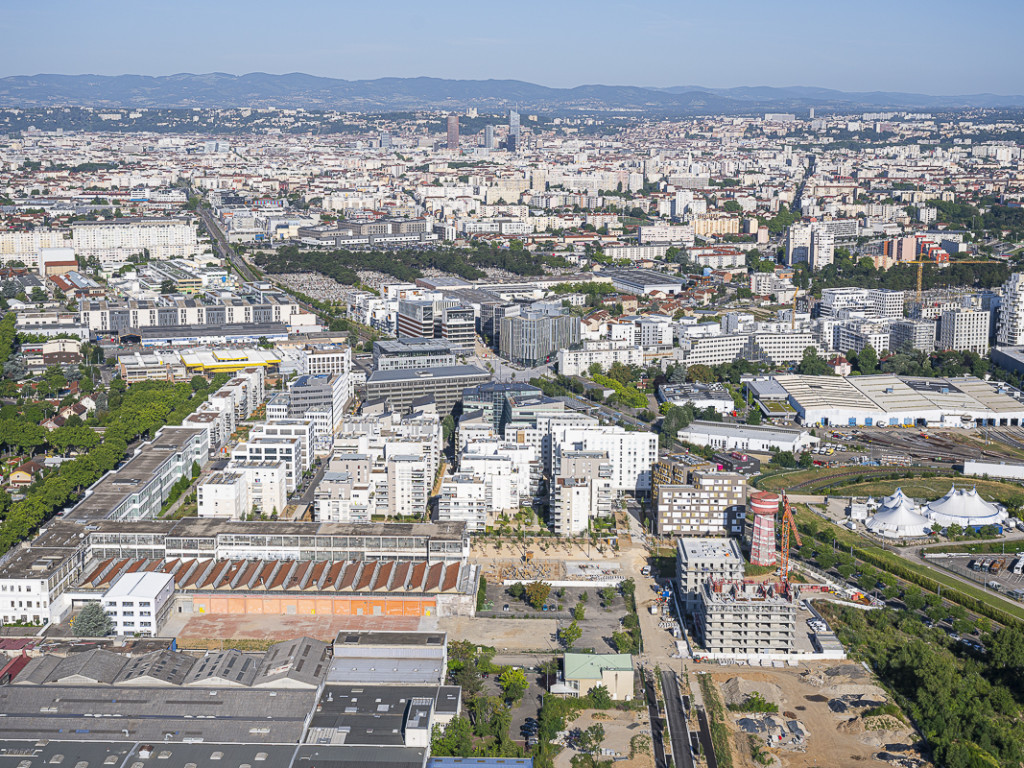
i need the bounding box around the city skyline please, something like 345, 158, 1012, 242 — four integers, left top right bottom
3, 0, 1023, 95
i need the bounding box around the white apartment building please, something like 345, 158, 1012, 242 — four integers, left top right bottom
550, 451, 614, 536
101, 571, 175, 637
437, 474, 489, 532
225, 460, 288, 517
997, 273, 1024, 346
197, 472, 250, 519
387, 455, 429, 517
72, 218, 201, 262
557, 341, 645, 376
250, 420, 315, 472
837, 321, 890, 354
939, 308, 990, 355
231, 435, 303, 492
0, 229, 68, 267
550, 424, 658, 493
314, 471, 373, 524
656, 473, 747, 537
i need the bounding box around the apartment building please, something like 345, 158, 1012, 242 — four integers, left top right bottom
676, 537, 745, 612
71, 218, 201, 262
940, 307, 990, 355
550, 451, 614, 535
437, 474, 489, 532
101, 571, 175, 637
655, 471, 746, 536
696, 581, 798, 656
388, 455, 429, 517
557, 341, 645, 377
998, 272, 1024, 346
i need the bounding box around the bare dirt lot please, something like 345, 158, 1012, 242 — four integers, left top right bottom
165, 612, 423, 645
553, 708, 654, 768
437, 616, 559, 652
702, 662, 929, 768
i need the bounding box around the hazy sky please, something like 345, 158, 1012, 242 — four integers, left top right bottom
3, 0, 1022, 94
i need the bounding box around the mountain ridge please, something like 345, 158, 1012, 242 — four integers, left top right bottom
0, 73, 1021, 112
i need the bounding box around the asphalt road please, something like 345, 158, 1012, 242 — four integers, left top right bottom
641, 667, 668, 768
660, 670, 695, 768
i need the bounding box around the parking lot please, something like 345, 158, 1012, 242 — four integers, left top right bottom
478, 582, 631, 654
930, 552, 1024, 599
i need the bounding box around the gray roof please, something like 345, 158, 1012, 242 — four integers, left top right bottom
46, 649, 127, 685
367, 365, 490, 384
0, 685, 315, 742
0, 740, 135, 768
183, 649, 259, 687
253, 637, 330, 688
114, 649, 196, 686
292, 745, 427, 768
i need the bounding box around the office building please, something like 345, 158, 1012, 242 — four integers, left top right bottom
447, 115, 460, 150
442, 305, 476, 352
462, 381, 541, 431
656, 472, 747, 537
285, 373, 351, 434
374, 338, 457, 371
499, 310, 581, 367
366, 365, 490, 415
676, 537, 745, 612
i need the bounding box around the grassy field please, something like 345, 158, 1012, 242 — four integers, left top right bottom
839, 477, 1024, 506
756, 466, 953, 493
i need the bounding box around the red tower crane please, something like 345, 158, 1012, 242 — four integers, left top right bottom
780, 493, 802, 583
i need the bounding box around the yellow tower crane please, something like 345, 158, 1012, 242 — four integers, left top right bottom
903, 259, 1004, 304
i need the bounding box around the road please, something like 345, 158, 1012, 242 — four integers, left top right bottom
660, 670, 695, 768
641, 668, 668, 768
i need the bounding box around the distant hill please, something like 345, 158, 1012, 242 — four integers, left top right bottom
0, 73, 1021, 112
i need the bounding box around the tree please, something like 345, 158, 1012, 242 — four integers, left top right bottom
74, 601, 112, 636
498, 666, 529, 702
442, 414, 456, 445
746, 408, 762, 425
578, 724, 605, 757
685, 364, 714, 383
525, 581, 551, 609
159, 279, 176, 294
588, 684, 613, 709
796, 347, 830, 376
857, 345, 879, 375
560, 619, 582, 649
430, 715, 473, 756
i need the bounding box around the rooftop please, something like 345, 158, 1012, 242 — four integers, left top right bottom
677, 537, 744, 564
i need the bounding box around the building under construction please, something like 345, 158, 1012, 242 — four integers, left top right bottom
696, 580, 798, 655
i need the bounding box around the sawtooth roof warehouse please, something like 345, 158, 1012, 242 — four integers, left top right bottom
767, 374, 1024, 428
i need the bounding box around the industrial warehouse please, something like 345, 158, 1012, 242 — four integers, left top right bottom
768, 374, 1024, 427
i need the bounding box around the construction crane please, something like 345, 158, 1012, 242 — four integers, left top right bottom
903, 259, 1004, 304
780, 493, 802, 583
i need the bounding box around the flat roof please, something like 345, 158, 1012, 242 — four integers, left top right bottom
64, 427, 204, 523
367, 365, 490, 383
104, 570, 173, 599
677, 537, 744, 564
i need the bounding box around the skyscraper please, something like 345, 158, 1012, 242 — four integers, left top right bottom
446, 115, 459, 150
483, 124, 494, 150
509, 109, 520, 138
998, 272, 1024, 345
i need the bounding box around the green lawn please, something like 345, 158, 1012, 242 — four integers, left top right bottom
756, 466, 955, 493
839, 477, 1024, 506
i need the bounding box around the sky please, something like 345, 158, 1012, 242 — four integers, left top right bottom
2, 0, 1022, 94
